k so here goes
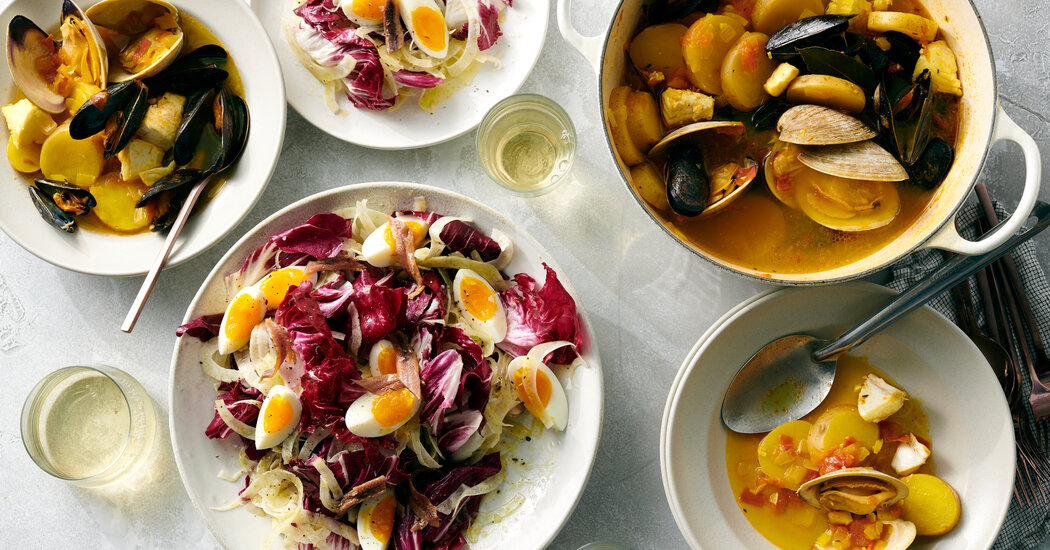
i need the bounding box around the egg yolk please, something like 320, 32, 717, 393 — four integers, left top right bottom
262, 394, 295, 434
369, 493, 396, 544
514, 366, 552, 420
382, 221, 426, 250
410, 7, 447, 52
376, 346, 398, 375
225, 292, 263, 343
259, 268, 311, 307
372, 388, 416, 427
351, 0, 384, 21
460, 275, 498, 320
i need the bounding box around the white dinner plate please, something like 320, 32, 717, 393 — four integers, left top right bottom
661, 283, 1014, 549
170, 182, 603, 549
252, 0, 548, 149
0, 0, 285, 276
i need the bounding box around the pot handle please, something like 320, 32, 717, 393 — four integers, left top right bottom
925, 106, 1042, 255
557, 0, 603, 74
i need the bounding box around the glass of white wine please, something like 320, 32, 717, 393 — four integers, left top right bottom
21, 364, 158, 487
477, 94, 576, 196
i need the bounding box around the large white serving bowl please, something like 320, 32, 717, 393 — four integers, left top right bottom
253, 0, 548, 149
661, 283, 1014, 549
170, 182, 603, 550
0, 0, 285, 276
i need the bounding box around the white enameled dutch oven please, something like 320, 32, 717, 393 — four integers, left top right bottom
558, 0, 1042, 284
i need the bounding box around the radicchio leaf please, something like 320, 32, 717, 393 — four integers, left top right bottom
498, 264, 586, 365
476, 0, 503, 51
439, 220, 501, 261
393, 70, 445, 89
419, 349, 464, 431
438, 410, 483, 454
351, 271, 407, 347
205, 382, 262, 440
176, 313, 223, 341
272, 213, 353, 259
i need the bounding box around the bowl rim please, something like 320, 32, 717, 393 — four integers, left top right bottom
168, 181, 605, 550
0, 0, 287, 277
594, 0, 999, 285
659, 282, 1015, 549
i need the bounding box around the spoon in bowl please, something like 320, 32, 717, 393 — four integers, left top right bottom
721, 201, 1050, 433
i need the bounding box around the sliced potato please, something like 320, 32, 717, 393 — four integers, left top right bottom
867, 11, 938, 43
7, 139, 41, 173
721, 32, 777, 111
630, 162, 669, 212
763, 62, 800, 97
752, 0, 825, 34
629, 23, 688, 75
681, 14, 746, 96
39, 128, 104, 188
89, 172, 156, 233
785, 74, 867, 113
607, 87, 645, 166
899, 474, 962, 536
757, 420, 813, 489
625, 91, 663, 151
807, 404, 880, 461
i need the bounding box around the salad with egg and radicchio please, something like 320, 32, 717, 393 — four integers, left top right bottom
177, 198, 586, 550
282, 0, 510, 113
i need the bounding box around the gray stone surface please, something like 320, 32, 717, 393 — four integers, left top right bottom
1, 0, 1048, 548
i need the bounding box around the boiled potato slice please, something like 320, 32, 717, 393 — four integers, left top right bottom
807, 404, 880, 461
757, 420, 814, 489
752, 0, 825, 34
630, 162, 669, 212
625, 91, 663, 151
867, 11, 938, 43
785, 74, 867, 113
629, 23, 688, 75
607, 87, 646, 166
721, 32, 778, 111
899, 474, 961, 536
681, 14, 746, 95
7, 139, 42, 173
39, 128, 104, 188
89, 173, 156, 233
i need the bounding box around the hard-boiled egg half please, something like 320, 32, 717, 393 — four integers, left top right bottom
453, 269, 507, 342
255, 385, 303, 449
360, 215, 431, 268
511, 354, 568, 431
345, 387, 419, 438
217, 266, 316, 355
400, 0, 448, 58
339, 0, 385, 27
357, 490, 396, 550
369, 339, 398, 376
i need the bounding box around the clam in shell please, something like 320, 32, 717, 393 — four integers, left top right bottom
777, 104, 877, 146
86, 0, 184, 81
798, 140, 909, 182
797, 467, 909, 515
647, 120, 745, 158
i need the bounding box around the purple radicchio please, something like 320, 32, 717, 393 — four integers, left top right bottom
393, 70, 445, 89
498, 263, 586, 365
175, 313, 223, 341
206, 382, 262, 440
351, 271, 407, 348
419, 349, 464, 431
476, 0, 503, 51
438, 219, 501, 261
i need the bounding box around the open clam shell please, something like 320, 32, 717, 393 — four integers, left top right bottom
797, 467, 909, 515
86, 0, 184, 81
777, 104, 877, 146
798, 140, 909, 182
7, 16, 65, 113
648, 120, 745, 158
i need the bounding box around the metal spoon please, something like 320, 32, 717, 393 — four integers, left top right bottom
722, 201, 1050, 433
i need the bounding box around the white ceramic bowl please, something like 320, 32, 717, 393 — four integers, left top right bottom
660, 283, 1014, 549
253, 0, 548, 149
0, 0, 286, 276
170, 182, 603, 550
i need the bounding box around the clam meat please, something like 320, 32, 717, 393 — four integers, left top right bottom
86, 0, 184, 81
797, 467, 909, 516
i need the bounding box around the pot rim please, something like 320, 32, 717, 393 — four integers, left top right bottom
598, 0, 999, 286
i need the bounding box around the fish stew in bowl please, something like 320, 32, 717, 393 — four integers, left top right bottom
612, 0, 962, 275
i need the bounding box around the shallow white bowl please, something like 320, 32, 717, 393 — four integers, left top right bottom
253, 0, 548, 149
0, 0, 285, 276
170, 182, 603, 550
660, 283, 1014, 550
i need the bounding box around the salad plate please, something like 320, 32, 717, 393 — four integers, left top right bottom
660, 283, 1014, 549
0, 0, 285, 276
170, 182, 603, 549
252, 0, 548, 149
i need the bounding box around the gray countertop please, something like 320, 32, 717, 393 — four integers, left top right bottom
2, 0, 1049, 548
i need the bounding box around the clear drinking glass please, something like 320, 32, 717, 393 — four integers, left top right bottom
477, 93, 576, 196
21, 364, 158, 487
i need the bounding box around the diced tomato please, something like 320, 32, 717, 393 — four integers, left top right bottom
132, 37, 152, 63
775, 174, 792, 192
879, 421, 911, 443
779, 434, 795, 452
740, 38, 760, 73
739, 489, 766, 508
802, 469, 819, 484
735, 164, 759, 185
769, 489, 791, 514
758, 472, 786, 489
849, 518, 876, 547
819, 446, 860, 475
666, 67, 691, 89
695, 30, 714, 48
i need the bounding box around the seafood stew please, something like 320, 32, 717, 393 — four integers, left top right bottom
726, 355, 961, 549
614, 0, 963, 275
3, 0, 247, 236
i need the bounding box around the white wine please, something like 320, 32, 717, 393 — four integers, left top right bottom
478, 95, 576, 195
38, 370, 130, 479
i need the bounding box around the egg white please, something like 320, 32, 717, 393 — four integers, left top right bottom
510, 355, 569, 431
360, 215, 430, 268
339, 0, 385, 27
368, 339, 397, 376
453, 269, 507, 343
399, 0, 449, 58
357, 490, 396, 550
218, 286, 267, 355
345, 389, 419, 438
255, 385, 302, 449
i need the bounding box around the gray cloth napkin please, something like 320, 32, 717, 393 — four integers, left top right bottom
886, 202, 1050, 549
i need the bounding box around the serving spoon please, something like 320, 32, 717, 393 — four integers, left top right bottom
722, 200, 1050, 433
